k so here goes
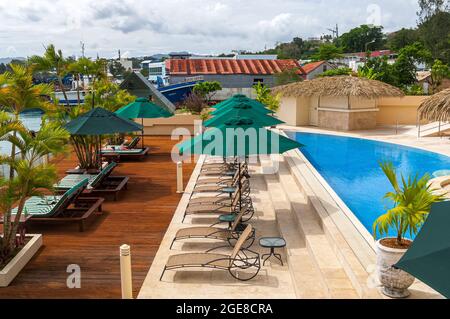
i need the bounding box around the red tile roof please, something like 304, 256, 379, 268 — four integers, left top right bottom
166, 59, 305, 76
302, 61, 326, 74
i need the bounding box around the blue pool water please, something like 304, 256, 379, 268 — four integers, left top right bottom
0, 112, 42, 156
287, 131, 450, 238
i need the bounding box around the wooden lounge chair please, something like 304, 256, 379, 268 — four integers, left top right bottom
101, 147, 150, 162
12, 179, 104, 232
170, 207, 255, 249
160, 225, 260, 281
105, 136, 141, 150
54, 162, 128, 201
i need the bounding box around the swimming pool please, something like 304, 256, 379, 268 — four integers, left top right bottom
286, 131, 450, 239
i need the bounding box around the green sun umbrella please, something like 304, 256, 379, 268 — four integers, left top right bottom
205, 103, 284, 128
178, 116, 302, 209
395, 201, 450, 298
212, 95, 271, 115
65, 107, 143, 135
116, 97, 173, 149
64, 107, 143, 169
179, 118, 300, 156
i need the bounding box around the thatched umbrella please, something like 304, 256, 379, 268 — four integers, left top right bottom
272, 76, 404, 99
418, 88, 450, 122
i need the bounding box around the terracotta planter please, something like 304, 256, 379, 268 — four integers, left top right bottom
376, 239, 415, 298
0, 234, 42, 287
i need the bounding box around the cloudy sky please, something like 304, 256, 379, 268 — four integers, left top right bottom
0, 0, 420, 58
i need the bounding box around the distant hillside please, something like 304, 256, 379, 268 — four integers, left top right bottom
0, 57, 26, 64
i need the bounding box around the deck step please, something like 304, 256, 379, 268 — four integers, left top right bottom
283, 150, 383, 299
263, 156, 360, 299
263, 169, 331, 299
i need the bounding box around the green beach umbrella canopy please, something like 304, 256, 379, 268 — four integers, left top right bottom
395, 201, 450, 299
116, 97, 173, 119
205, 103, 284, 128
179, 117, 301, 157
115, 97, 173, 148
179, 116, 302, 210
64, 107, 143, 136
212, 95, 272, 115
211, 100, 272, 116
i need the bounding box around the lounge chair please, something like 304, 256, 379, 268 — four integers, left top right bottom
198, 162, 248, 177
170, 207, 256, 249
12, 179, 104, 232
102, 136, 148, 162
160, 225, 260, 281
194, 171, 250, 193
194, 172, 251, 188
183, 190, 254, 222
54, 162, 128, 201
105, 136, 141, 150
188, 179, 251, 206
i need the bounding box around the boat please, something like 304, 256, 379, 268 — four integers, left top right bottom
156, 76, 204, 105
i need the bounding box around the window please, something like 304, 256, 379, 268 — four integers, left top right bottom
323, 65, 327, 72
149, 67, 163, 75
253, 78, 264, 85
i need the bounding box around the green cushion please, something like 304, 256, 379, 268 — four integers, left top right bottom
11, 195, 63, 217
102, 149, 144, 154
90, 162, 117, 188
55, 174, 96, 190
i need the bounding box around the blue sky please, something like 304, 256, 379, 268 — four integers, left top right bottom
0, 0, 420, 58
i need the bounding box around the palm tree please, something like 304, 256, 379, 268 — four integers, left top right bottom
0, 121, 69, 261
0, 64, 54, 179
28, 44, 71, 108
67, 57, 95, 106
373, 162, 444, 246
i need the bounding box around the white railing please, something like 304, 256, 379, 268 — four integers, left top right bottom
0, 150, 53, 180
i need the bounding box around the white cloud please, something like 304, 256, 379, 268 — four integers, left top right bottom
0, 0, 420, 58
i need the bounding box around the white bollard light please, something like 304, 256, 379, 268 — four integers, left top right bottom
120, 244, 133, 299
177, 161, 184, 193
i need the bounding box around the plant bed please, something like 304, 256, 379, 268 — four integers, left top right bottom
0, 234, 42, 287
380, 238, 412, 249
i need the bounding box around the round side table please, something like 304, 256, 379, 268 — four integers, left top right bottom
259, 237, 286, 266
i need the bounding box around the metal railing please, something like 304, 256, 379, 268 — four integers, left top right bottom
0, 149, 53, 180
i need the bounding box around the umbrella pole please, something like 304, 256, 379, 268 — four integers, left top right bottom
141, 118, 145, 150
98, 135, 102, 170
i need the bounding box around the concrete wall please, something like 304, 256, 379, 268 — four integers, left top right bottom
319, 110, 377, 130
214, 88, 257, 101
278, 95, 429, 130
277, 97, 299, 126
170, 74, 276, 88
377, 96, 428, 125
137, 114, 201, 136
350, 97, 377, 109
320, 96, 348, 109
296, 97, 310, 125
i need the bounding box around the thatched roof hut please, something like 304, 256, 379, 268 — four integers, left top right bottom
272, 76, 404, 99
418, 88, 450, 122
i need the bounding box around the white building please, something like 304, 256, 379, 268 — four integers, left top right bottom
141, 61, 169, 86
118, 58, 133, 71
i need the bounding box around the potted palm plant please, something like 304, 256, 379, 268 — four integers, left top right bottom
374, 162, 444, 298
0, 116, 69, 286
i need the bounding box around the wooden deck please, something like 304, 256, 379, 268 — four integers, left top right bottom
0, 136, 194, 299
